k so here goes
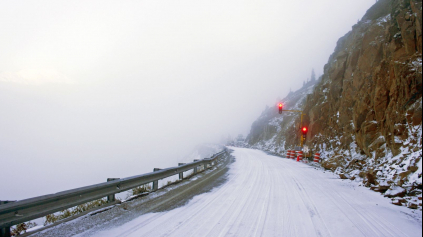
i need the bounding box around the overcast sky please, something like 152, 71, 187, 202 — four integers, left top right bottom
0, 0, 375, 200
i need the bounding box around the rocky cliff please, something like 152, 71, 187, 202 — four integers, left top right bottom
247, 0, 422, 209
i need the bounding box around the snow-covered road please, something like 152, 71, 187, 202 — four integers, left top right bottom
84, 147, 422, 237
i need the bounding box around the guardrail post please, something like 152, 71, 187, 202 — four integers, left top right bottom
178, 163, 185, 180
106, 178, 119, 203
193, 160, 199, 174
0, 201, 15, 237
153, 168, 161, 191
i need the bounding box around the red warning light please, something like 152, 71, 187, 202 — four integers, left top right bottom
302, 127, 308, 134
278, 103, 283, 114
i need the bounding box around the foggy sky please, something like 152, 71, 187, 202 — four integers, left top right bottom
0, 0, 375, 200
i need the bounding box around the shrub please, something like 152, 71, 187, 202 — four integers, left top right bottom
132, 184, 152, 195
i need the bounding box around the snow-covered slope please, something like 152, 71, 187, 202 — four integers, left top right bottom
246, 79, 317, 153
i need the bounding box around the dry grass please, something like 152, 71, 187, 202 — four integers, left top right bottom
11, 221, 37, 236
131, 184, 152, 195
44, 198, 108, 226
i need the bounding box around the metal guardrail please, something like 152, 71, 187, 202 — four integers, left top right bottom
0, 149, 228, 234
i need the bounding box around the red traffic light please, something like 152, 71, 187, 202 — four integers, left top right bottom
301, 126, 308, 134
278, 103, 283, 114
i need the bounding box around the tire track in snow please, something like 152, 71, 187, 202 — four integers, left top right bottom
104, 157, 241, 237
229, 155, 270, 237
290, 178, 332, 237
144, 150, 260, 237
285, 162, 371, 237
293, 160, 414, 237
259, 152, 420, 237
137, 156, 252, 237
255, 163, 272, 237
329, 186, 409, 237
279, 160, 333, 237
211, 152, 265, 237
331, 181, 412, 236
273, 162, 295, 236
176, 154, 258, 237
189, 156, 261, 237
274, 160, 324, 236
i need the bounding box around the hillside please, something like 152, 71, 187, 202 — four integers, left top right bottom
247, 0, 422, 209
246, 78, 318, 153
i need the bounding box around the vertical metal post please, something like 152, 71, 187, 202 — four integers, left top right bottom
0, 201, 15, 237
193, 160, 199, 174
106, 178, 119, 203
153, 168, 161, 191
300, 112, 305, 147
178, 163, 185, 180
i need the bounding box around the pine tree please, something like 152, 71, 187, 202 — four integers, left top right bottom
311, 69, 316, 82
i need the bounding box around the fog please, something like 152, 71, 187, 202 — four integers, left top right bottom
0, 0, 375, 200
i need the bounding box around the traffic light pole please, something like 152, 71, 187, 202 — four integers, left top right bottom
280, 110, 305, 147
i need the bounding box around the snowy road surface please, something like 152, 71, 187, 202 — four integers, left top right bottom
83, 147, 422, 237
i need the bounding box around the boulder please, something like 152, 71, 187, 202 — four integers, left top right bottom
339, 173, 350, 179
408, 202, 418, 209
366, 173, 377, 186
384, 186, 407, 198
371, 185, 391, 193
399, 171, 412, 181
392, 198, 404, 206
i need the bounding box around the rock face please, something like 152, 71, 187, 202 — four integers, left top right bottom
246, 0, 422, 208
304, 0, 422, 157
303, 0, 422, 200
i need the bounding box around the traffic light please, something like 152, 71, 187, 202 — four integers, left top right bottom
301, 126, 308, 135
301, 126, 308, 141
278, 103, 283, 114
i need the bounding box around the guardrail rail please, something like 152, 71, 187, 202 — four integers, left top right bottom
0, 148, 229, 237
